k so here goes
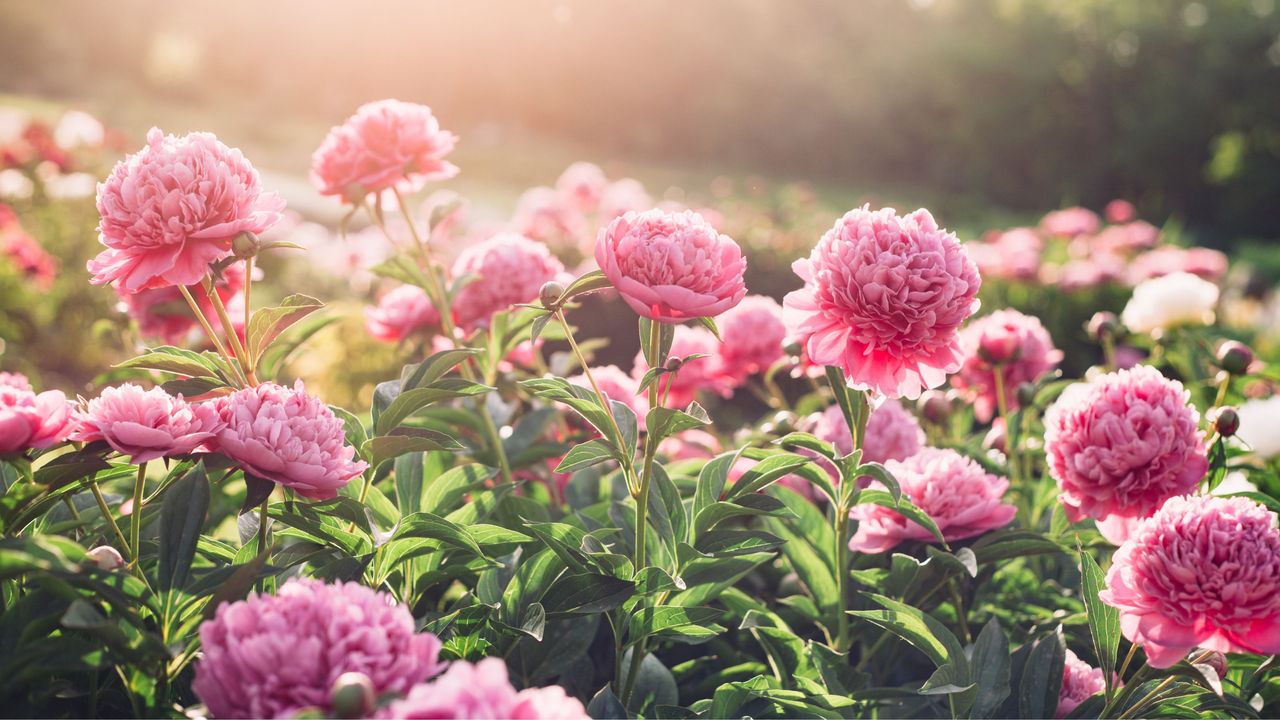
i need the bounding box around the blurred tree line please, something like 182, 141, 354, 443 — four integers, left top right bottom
1, 0, 1277, 243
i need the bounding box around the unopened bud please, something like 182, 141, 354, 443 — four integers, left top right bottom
538, 281, 566, 309
330, 672, 376, 720
918, 390, 951, 425
783, 341, 802, 358
1210, 406, 1240, 438
85, 545, 124, 571
1015, 382, 1037, 408
1199, 651, 1228, 681
1087, 311, 1120, 342
977, 332, 1022, 365
1216, 341, 1254, 376
231, 231, 261, 260
664, 356, 683, 373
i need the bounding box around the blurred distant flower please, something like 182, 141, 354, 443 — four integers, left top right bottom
632, 325, 730, 409
716, 295, 786, 382
117, 262, 249, 345
597, 178, 652, 222
555, 161, 608, 214
952, 309, 1062, 422
0, 168, 34, 199
0, 382, 75, 455
509, 186, 589, 253
811, 399, 924, 465
451, 233, 565, 331
1235, 395, 1280, 459
72, 383, 223, 463
1093, 221, 1160, 254
1040, 206, 1101, 237
967, 227, 1042, 281
0, 371, 32, 391
1104, 199, 1138, 224
365, 284, 439, 343
41, 171, 97, 200
1, 219, 57, 289
1121, 271, 1219, 334
53, 110, 105, 151
568, 364, 647, 428
1128, 246, 1228, 283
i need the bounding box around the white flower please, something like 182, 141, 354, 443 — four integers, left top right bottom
43, 172, 96, 200
0, 169, 34, 200
1121, 271, 1219, 334
53, 110, 105, 150
1235, 395, 1280, 459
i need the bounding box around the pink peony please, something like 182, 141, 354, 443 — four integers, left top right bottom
555, 161, 608, 214
379, 657, 587, 720
1057, 649, 1106, 718
1105, 199, 1137, 224
116, 262, 249, 345
0, 371, 32, 391
967, 228, 1042, 282
72, 383, 223, 463
213, 381, 367, 500
451, 233, 566, 331
365, 284, 440, 343
1093, 221, 1160, 254
89, 128, 282, 293
632, 325, 732, 409
811, 399, 924, 465
193, 578, 442, 719
1100, 495, 1280, 668
783, 206, 981, 399
658, 429, 720, 461
848, 447, 1016, 553
1040, 207, 1101, 238
0, 382, 74, 454
509, 186, 589, 253
2, 221, 57, 289
952, 310, 1063, 422
1128, 246, 1228, 284
1044, 365, 1209, 544
597, 178, 652, 222
717, 294, 787, 382
311, 99, 458, 203
596, 209, 746, 323
568, 364, 648, 423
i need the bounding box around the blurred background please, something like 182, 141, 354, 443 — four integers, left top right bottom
1, 0, 1278, 408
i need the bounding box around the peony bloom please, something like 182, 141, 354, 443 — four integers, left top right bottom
597, 178, 652, 223
1121, 271, 1219, 335
193, 578, 442, 719
509, 187, 589, 253
0, 382, 75, 455
1100, 495, 1280, 668
848, 447, 1016, 553
1093, 221, 1160, 254
555, 161, 608, 214
717, 295, 787, 383
0, 371, 32, 391
1057, 649, 1106, 718
967, 227, 1043, 282
378, 657, 587, 720
89, 128, 283, 293
1040, 207, 1101, 237
311, 99, 458, 203
783, 206, 981, 399
1105, 199, 1137, 224
365, 284, 440, 343
568, 365, 648, 423
1044, 365, 1208, 544
451, 233, 566, 331
810, 399, 924, 464
116, 262, 250, 345
631, 325, 732, 409
1235, 395, 1280, 460
951, 310, 1063, 422
596, 209, 746, 323
1, 220, 57, 289
213, 381, 367, 500
1128, 246, 1228, 284
72, 384, 223, 463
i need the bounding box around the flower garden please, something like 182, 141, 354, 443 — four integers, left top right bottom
1, 95, 1279, 720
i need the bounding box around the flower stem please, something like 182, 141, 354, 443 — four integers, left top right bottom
204, 281, 258, 385
824, 371, 869, 654
1101, 334, 1118, 371
90, 480, 133, 564
178, 285, 244, 386
992, 365, 1022, 489
129, 462, 146, 568
555, 310, 636, 489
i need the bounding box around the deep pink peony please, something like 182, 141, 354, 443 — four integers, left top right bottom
378, 657, 587, 720
89, 128, 283, 293
193, 578, 442, 719
784, 206, 981, 399
1057, 649, 1106, 718
365, 284, 440, 343
632, 325, 732, 409
311, 100, 458, 203
811, 399, 924, 464
1040, 207, 1101, 237
596, 209, 747, 323
555, 161, 608, 214
952, 309, 1063, 422
213, 381, 367, 500
1100, 495, 1280, 668
0, 382, 74, 454
569, 364, 648, 423
848, 447, 1016, 553
1044, 365, 1208, 544
717, 294, 787, 382
451, 233, 566, 331
71, 383, 223, 463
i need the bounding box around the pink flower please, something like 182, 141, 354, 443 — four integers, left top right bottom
632, 325, 732, 409
951, 310, 1063, 422
555, 162, 608, 214
117, 262, 250, 345
72, 383, 223, 463
1100, 495, 1280, 668
1, 222, 57, 289
193, 578, 442, 719
967, 228, 1042, 282
1057, 649, 1106, 718
365, 285, 439, 343
811, 399, 924, 465
849, 447, 1016, 553
717, 295, 786, 382
311, 100, 458, 203
1128, 246, 1228, 284
0, 371, 32, 391
783, 206, 981, 399
1093, 221, 1160, 254
658, 429, 720, 460
0, 383, 74, 454
568, 365, 648, 423
597, 178, 652, 222
89, 128, 282, 293
379, 657, 586, 720
1044, 366, 1209, 544
213, 381, 367, 500
451, 233, 566, 331
596, 209, 746, 323
1040, 207, 1101, 237
1105, 199, 1137, 224
509, 187, 589, 253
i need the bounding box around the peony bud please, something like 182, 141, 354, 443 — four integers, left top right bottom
1217, 341, 1254, 376
329, 672, 376, 720
538, 280, 566, 309
1199, 651, 1228, 681
86, 545, 125, 571
977, 331, 1022, 365
664, 356, 683, 373
1087, 311, 1120, 342
1210, 406, 1240, 438
783, 340, 802, 358
917, 390, 951, 425
231, 231, 261, 260
1015, 382, 1037, 408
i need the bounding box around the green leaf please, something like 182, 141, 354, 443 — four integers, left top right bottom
553, 269, 612, 306
618, 650, 680, 713
157, 462, 210, 592
693, 315, 721, 341
639, 317, 676, 368
201, 553, 269, 618
364, 427, 463, 468
399, 348, 482, 393
114, 346, 223, 379
722, 453, 813, 501
394, 452, 426, 515
587, 684, 628, 720
693, 494, 793, 538
329, 405, 369, 460
541, 572, 634, 615
423, 463, 497, 515
775, 432, 836, 461
1080, 550, 1120, 696
555, 439, 616, 473
393, 512, 487, 558
1017, 634, 1065, 719
855, 489, 947, 546
850, 593, 966, 671
627, 606, 725, 646
969, 618, 1012, 719
645, 404, 712, 446
375, 378, 492, 435
695, 529, 786, 557
246, 294, 323, 364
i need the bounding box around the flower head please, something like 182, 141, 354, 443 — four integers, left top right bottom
365, 285, 440, 343
378, 657, 587, 720
0, 382, 74, 454
116, 262, 249, 345
1105, 199, 1137, 224
89, 128, 282, 293
1121, 272, 1219, 335
811, 399, 924, 465
568, 365, 647, 423
311, 100, 458, 203
1128, 247, 1228, 284
597, 178, 652, 222
0, 371, 32, 391
555, 162, 608, 214
596, 209, 746, 323
451, 233, 565, 331
632, 325, 731, 409
1044, 365, 1209, 544
952, 310, 1062, 422
1040, 207, 1101, 237
783, 206, 981, 399
717, 295, 786, 382
193, 578, 442, 719
1100, 495, 1280, 668
510, 187, 589, 254
72, 383, 223, 463
1057, 649, 1106, 718
213, 381, 367, 500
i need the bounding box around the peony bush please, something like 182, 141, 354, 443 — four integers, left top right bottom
0, 98, 1279, 720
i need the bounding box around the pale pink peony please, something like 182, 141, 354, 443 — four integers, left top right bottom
71, 383, 223, 463
848, 447, 1016, 553
1105, 199, 1138, 224
1057, 649, 1106, 718
213, 381, 367, 500
1100, 495, 1280, 668
0, 383, 74, 454
1040, 207, 1101, 237
811, 399, 924, 464
89, 128, 283, 293
311, 100, 458, 203
568, 364, 648, 422
1093, 221, 1160, 254
555, 161, 608, 214
632, 325, 732, 409
193, 578, 442, 719
658, 429, 720, 461
952, 309, 1063, 422
365, 284, 440, 343
0, 371, 32, 391
509, 187, 589, 253
597, 178, 652, 222
379, 657, 587, 720
1044, 365, 1209, 544
717, 295, 786, 382
783, 206, 981, 399
451, 233, 566, 331
116, 262, 249, 345
596, 209, 746, 323
967, 228, 1042, 282
1128, 246, 1228, 284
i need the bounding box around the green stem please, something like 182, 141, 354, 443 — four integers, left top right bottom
129, 462, 146, 568
824, 371, 869, 654
992, 365, 1022, 490
89, 481, 132, 563
834, 508, 853, 652
948, 580, 971, 644
178, 285, 244, 386
555, 310, 636, 487
205, 281, 258, 385
1102, 334, 1117, 371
